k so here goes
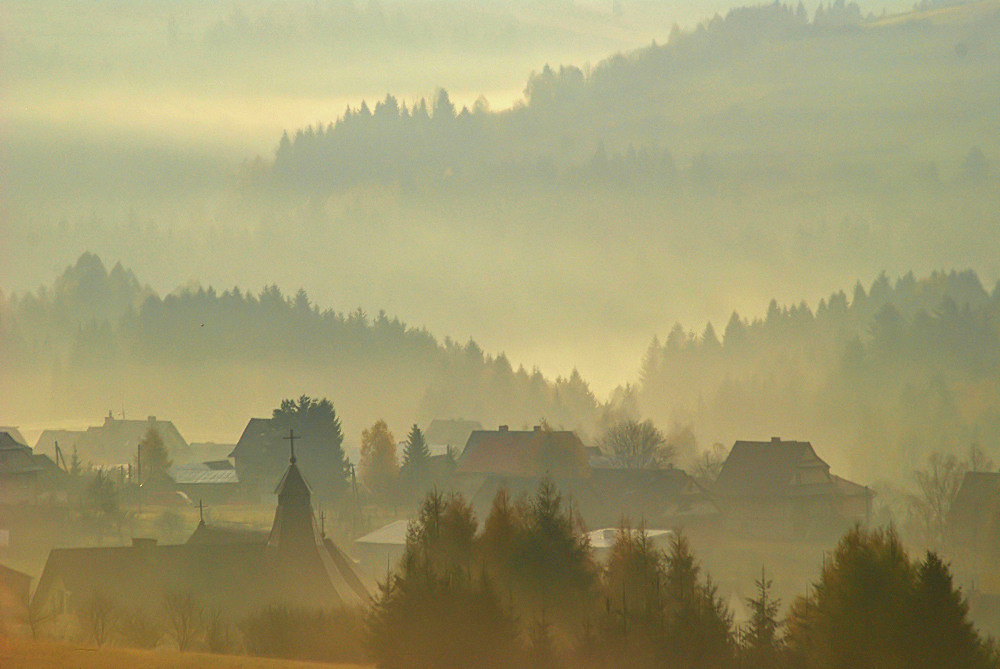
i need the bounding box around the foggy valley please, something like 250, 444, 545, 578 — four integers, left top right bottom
1, 0, 1000, 666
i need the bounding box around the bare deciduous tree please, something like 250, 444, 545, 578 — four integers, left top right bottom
692, 443, 730, 484
163, 590, 203, 651
598, 418, 673, 469
910, 452, 965, 547
80, 590, 116, 647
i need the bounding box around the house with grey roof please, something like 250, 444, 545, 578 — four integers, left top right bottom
712, 437, 872, 539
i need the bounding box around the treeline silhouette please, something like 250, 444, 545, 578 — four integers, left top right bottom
636, 270, 1000, 479
0, 253, 598, 437
365, 483, 997, 668
263, 0, 994, 195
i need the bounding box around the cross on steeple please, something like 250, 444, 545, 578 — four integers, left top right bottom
284, 428, 299, 464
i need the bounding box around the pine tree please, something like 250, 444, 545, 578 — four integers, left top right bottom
399, 424, 431, 498
740, 568, 783, 669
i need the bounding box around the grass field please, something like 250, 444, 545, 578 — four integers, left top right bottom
0, 637, 374, 669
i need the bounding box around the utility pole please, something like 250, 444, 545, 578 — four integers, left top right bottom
137, 441, 142, 517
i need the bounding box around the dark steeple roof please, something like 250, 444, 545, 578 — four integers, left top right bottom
33, 440, 371, 619
274, 459, 312, 500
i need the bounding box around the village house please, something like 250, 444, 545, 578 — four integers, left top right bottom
230, 418, 346, 500
456, 425, 589, 479
31, 444, 369, 632
711, 437, 872, 539
36, 414, 190, 468
454, 425, 719, 531
0, 431, 69, 504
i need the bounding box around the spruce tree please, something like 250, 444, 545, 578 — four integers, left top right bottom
741, 568, 783, 669
399, 424, 431, 497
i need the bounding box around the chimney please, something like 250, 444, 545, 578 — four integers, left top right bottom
771, 436, 781, 443
498, 425, 509, 432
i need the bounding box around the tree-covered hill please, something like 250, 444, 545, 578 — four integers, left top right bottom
3, 255, 1000, 483
0, 253, 600, 443
265, 0, 999, 192
636, 270, 1000, 479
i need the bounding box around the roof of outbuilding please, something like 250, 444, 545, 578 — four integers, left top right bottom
354, 520, 411, 546
168, 462, 239, 485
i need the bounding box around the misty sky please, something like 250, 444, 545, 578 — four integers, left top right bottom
2, 0, 997, 397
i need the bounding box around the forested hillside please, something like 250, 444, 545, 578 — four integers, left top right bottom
3, 255, 999, 483
0, 254, 600, 443
635, 270, 1000, 479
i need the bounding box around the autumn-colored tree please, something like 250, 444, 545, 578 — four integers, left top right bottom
359, 419, 399, 501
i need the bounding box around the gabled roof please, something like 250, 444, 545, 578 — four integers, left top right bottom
34, 430, 85, 454
33, 454, 370, 618
0, 432, 30, 454
714, 438, 869, 500
186, 523, 269, 545
0, 435, 65, 479
716, 438, 827, 495
228, 418, 271, 459
71, 416, 189, 466
0, 428, 27, 446
456, 427, 588, 477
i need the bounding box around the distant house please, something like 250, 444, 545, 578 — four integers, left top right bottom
61, 414, 190, 467
712, 437, 872, 539
949, 471, 1000, 560
0, 427, 28, 447
584, 467, 720, 529
32, 450, 370, 627
0, 431, 69, 504
353, 519, 410, 577
425, 419, 482, 456
456, 425, 589, 478
230, 418, 345, 500
33, 429, 85, 464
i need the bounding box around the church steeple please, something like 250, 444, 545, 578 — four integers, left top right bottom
267, 429, 319, 551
